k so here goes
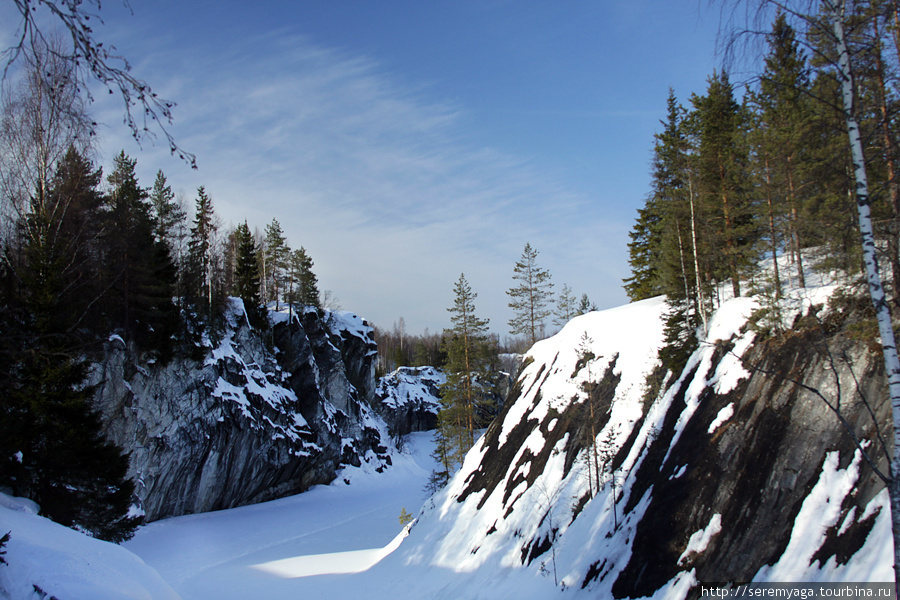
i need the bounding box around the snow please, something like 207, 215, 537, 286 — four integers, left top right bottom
375, 366, 445, 410
678, 514, 722, 566
121, 432, 439, 600
754, 450, 893, 583
0, 493, 179, 599
707, 403, 734, 434
4, 259, 892, 599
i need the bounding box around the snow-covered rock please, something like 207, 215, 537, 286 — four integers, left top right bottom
387, 290, 892, 598
89, 300, 390, 521
373, 366, 445, 438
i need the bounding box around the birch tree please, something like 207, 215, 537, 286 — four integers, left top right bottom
727, 0, 900, 587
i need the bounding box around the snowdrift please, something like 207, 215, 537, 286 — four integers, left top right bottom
0, 493, 180, 599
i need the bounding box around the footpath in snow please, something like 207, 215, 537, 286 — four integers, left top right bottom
124, 432, 438, 600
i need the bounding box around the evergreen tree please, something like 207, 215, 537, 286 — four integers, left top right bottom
263, 218, 289, 309
101, 152, 177, 354
32, 146, 105, 335
0, 165, 140, 542
749, 12, 816, 292
554, 283, 577, 327
507, 242, 554, 345
433, 274, 497, 484
233, 221, 265, 328
288, 246, 320, 309
186, 186, 219, 321
1, 347, 141, 542
691, 71, 757, 299
577, 293, 597, 315
148, 170, 186, 250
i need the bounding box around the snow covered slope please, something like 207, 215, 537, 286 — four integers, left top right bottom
6, 286, 892, 599
0, 493, 179, 599
378, 289, 893, 598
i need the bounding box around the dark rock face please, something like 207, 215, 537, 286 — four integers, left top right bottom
612, 329, 888, 597
90, 303, 388, 522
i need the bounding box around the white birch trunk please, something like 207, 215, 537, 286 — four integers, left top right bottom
829, 0, 900, 588
689, 177, 708, 333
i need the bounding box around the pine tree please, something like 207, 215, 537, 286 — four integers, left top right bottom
577, 293, 597, 315
288, 246, 320, 309
433, 274, 497, 484
554, 283, 577, 327
507, 242, 554, 345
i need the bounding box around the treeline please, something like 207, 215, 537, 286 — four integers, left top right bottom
625, 5, 900, 367
0, 42, 323, 542
374, 243, 599, 376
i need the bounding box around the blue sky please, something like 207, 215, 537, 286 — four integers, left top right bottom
3, 1, 725, 336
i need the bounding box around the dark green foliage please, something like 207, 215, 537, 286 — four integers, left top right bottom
1, 178, 142, 541
233, 222, 266, 328
0, 348, 141, 542
263, 218, 289, 309
185, 186, 221, 324
0, 531, 8, 565
433, 274, 499, 483
288, 246, 320, 309
100, 152, 178, 358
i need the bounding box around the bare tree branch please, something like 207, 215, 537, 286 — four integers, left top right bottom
2, 0, 196, 168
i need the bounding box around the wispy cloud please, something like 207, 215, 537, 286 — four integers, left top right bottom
92, 29, 629, 333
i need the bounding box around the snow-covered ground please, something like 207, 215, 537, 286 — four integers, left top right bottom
123, 432, 438, 600
1, 254, 891, 599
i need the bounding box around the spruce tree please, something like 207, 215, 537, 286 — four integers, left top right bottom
554, 283, 577, 327
148, 170, 186, 250
263, 219, 289, 309
186, 186, 219, 321
0, 168, 141, 542
101, 152, 177, 354
691, 71, 757, 299
233, 221, 265, 328
289, 246, 320, 309
749, 12, 816, 292
507, 242, 554, 345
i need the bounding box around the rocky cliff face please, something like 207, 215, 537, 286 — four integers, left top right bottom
89, 301, 389, 522
393, 291, 892, 599
372, 366, 444, 439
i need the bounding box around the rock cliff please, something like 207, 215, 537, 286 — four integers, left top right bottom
89, 300, 389, 522
372, 366, 444, 439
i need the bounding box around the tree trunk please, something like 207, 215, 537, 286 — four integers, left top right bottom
689, 177, 709, 332
763, 154, 782, 300
829, 2, 900, 590
872, 18, 900, 310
